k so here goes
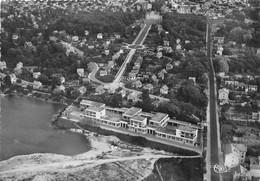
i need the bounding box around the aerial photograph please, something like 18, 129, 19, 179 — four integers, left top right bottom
0, 0, 260, 180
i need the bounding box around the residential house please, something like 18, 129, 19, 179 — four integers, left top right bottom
33, 72, 41, 79
143, 83, 153, 93
157, 51, 162, 58
97, 33, 103, 39
132, 80, 143, 88
119, 89, 126, 98
166, 63, 173, 71
51, 74, 65, 84
16, 62, 23, 69
189, 77, 196, 83
224, 143, 247, 168
160, 85, 169, 95
129, 72, 137, 80
176, 44, 182, 50
88, 45, 95, 49
0, 61, 7, 70
33, 80, 42, 89
164, 40, 170, 47
218, 88, 229, 105
173, 61, 181, 67
100, 70, 107, 76
95, 85, 105, 94
108, 61, 115, 68
55, 85, 66, 92
9, 74, 17, 84
249, 156, 260, 179
217, 46, 224, 55
12, 34, 19, 40
13, 67, 22, 75
107, 86, 116, 94
252, 112, 260, 121
127, 92, 140, 102
78, 86, 87, 95
72, 36, 79, 42
104, 49, 110, 55
23, 66, 38, 73
77, 68, 84, 77
114, 34, 121, 39
248, 84, 258, 92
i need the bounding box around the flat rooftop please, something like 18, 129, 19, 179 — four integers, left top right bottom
80, 100, 105, 108
156, 126, 177, 136
102, 110, 122, 123
131, 115, 146, 122
150, 113, 168, 123
123, 107, 142, 117
177, 125, 197, 133
85, 106, 105, 113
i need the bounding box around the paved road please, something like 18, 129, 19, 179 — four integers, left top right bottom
207, 18, 223, 181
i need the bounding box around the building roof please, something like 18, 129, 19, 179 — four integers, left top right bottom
80, 100, 105, 108
123, 107, 142, 117
85, 106, 105, 113
177, 125, 197, 133
131, 115, 146, 122
150, 112, 168, 123
233, 144, 247, 152
156, 125, 176, 135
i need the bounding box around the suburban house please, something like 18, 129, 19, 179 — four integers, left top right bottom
77, 68, 84, 77
78, 86, 87, 95
33, 72, 41, 79
97, 33, 103, 39
143, 83, 154, 93
33, 80, 42, 89
249, 156, 260, 179
218, 88, 229, 105
9, 74, 17, 84
62, 100, 201, 145
224, 143, 247, 168
160, 85, 169, 95
0, 61, 7, 70
248, 84, 258, 92
100, 70, 107, 76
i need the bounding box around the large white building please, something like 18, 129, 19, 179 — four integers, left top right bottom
63, 100, 201, 145
224, 143, 247, 168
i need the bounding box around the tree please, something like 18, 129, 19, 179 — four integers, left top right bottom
38, 74, 50, 85
218, 57, 229, 73
3, 75, 12, 87
110, 93, 123, 108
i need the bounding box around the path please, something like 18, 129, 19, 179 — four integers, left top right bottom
0, 153, 201, 175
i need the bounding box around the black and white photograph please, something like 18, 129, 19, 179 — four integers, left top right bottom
0, 0, 260, 180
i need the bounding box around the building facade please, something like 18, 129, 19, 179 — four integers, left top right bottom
63, 100, 201, 145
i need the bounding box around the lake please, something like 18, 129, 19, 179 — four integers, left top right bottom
0, 95, 91, 161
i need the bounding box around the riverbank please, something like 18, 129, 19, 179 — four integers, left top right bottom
0, 129, 174, 181
2, 85, 73, 106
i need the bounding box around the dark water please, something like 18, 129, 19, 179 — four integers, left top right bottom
0, 95, 91, 161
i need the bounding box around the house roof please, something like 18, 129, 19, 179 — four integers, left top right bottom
233, 144, 247, 152
86, 106, 105, 113
177, 125, 196, 133
123, 107, 142, 117
131, 115, 146, 122
150, 112, 168, 123
80, 100, 105, 108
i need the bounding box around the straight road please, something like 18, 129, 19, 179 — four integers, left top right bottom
207, 17, 223, 181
